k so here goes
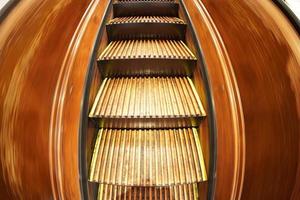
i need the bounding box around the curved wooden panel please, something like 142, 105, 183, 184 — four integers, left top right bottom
181, 0, 245, 199
183, 0, 300, 199
1, 0, 299, 199
0, 0, 110, 199
208, 1, 299, 199
201, 1, 300, 199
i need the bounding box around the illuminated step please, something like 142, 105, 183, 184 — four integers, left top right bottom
99, 40, 195, 60
98, 40, 196, 76
113, 1, 179, 17
89, 77, 205, 128
97, 184, 199, 200
106, 16, 186, 40
108, 16, 184, 24
89, 128, 207, 186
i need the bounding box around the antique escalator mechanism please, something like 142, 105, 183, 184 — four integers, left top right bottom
87, 0, 209, 199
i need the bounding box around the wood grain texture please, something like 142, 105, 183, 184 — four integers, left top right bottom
201, 1, 300, 199
0, 0, 109, 199
182, 0, 245, 199
183, 0, 300, 199
108, 16, 184, 24
89, 76, 205, 128
89, 128, 207, 186
48, 0, 110, 199
99, 40, 196, 60
0, 0, 89, 199
90, 77, 205, 118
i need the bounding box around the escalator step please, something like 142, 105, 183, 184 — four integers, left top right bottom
106, 16, 186, 40
89, 77, 205, 128
99, 40, 196, 60
89, 128, 207, 186
108, 16, 184, 24
97, 184, 199, 200
97, 40, 196, 76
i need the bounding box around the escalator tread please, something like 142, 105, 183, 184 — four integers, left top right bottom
89, 76, 205, 119
98, 40, 196, 60
107, 16, 184, 25
88, 0, 208, 197
89, 128, 207, 186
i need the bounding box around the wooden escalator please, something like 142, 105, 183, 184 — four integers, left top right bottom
88, 0, 207, 199
1, 0, 300, 199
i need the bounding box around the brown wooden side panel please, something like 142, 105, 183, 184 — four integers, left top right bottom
183, 0, 300, 199
201, 1, 300, 199
0, 0, 110, 199
0, 1, 91, 199
197, 0, 300, 200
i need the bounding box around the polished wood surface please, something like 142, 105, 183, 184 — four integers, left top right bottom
106, 15, 186, 40
181, 0, 245, 199
89, 77, 205, 128
202, 1, 300, 199
99, 40, 196, 60
183, 0, 300, 199
89, 128, 206, 186
89, 1, 209, 199
98, 39, 197, 77
0, 0, 110, 199
108, 16, 184, 24
1, 0, 299, 199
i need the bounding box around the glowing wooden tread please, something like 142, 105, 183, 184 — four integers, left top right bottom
89, 128, 207, 186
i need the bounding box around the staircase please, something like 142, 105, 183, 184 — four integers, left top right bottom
89, 0, 207, 199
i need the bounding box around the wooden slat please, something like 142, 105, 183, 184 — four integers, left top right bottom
108, 16, 184, 24
89, 77, 205, 119
98, 40, 196, 60
97, 184, 199, 200
89, 128, 207, 186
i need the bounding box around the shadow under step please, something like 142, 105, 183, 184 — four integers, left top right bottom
98, 40, 196, 77
89, 77, 205, 129
97, 184, 199, 200
113, 0, 179, 17
106, 16, 186, 40
89, 128, 207, 186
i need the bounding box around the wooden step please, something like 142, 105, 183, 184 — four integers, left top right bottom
113, 1, 179, 17
106, 16, 186, 40
108, 16, 184, 25
89, 128, 207, 186
98, 40, 196, 77
99, 40, 195, 60
89, 77, 205, 128
97, 184, 199, 200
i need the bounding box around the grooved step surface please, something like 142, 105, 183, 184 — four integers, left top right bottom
108, 16, 184, 24
106, 16, 186, 40
89, 128, 207, 186
90, 77, 205, 119
97, 184, 199, 200
98, 40, 196, 60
